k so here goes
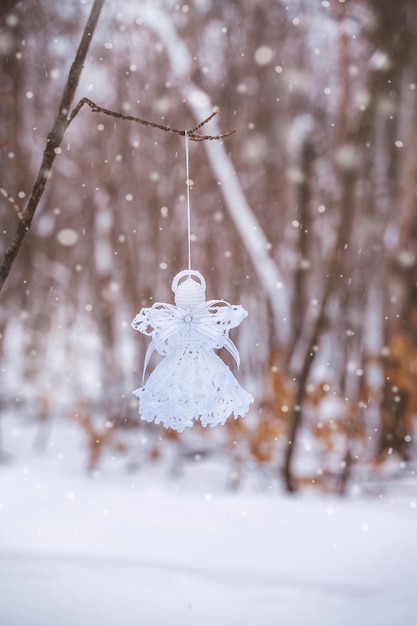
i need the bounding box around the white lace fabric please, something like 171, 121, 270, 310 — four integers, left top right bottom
132, 270, 253, 431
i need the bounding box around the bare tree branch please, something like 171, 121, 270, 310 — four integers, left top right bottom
0, 0, 106, 297
0, 10, 235, 298
68, 97, 235, 141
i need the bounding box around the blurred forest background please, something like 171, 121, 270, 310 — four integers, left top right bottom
1, 0, 417, 493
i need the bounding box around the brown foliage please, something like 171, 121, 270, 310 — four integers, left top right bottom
379, 332, 417, 460
73, 405, 128, 472
249, 354, 294, 464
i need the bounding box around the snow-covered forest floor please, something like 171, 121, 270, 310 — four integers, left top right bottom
0, 415, 416, 626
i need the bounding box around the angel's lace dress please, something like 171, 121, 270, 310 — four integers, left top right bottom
132, 271, 253, 432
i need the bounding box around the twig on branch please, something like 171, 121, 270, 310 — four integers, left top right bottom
67, 97, 235, 141
0, 187, 24, 221
0, 0, 106, 297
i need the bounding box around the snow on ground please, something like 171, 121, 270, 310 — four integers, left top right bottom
0, 416, 416, 626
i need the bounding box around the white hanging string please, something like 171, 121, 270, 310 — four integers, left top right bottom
185, 131, 192, 272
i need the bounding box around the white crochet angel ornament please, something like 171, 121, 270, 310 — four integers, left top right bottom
132, 269, 253, 432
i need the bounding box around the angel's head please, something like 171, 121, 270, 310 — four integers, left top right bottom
172, 270, 206, 310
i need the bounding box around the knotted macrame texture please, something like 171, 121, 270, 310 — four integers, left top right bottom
132, 270, 253, 432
